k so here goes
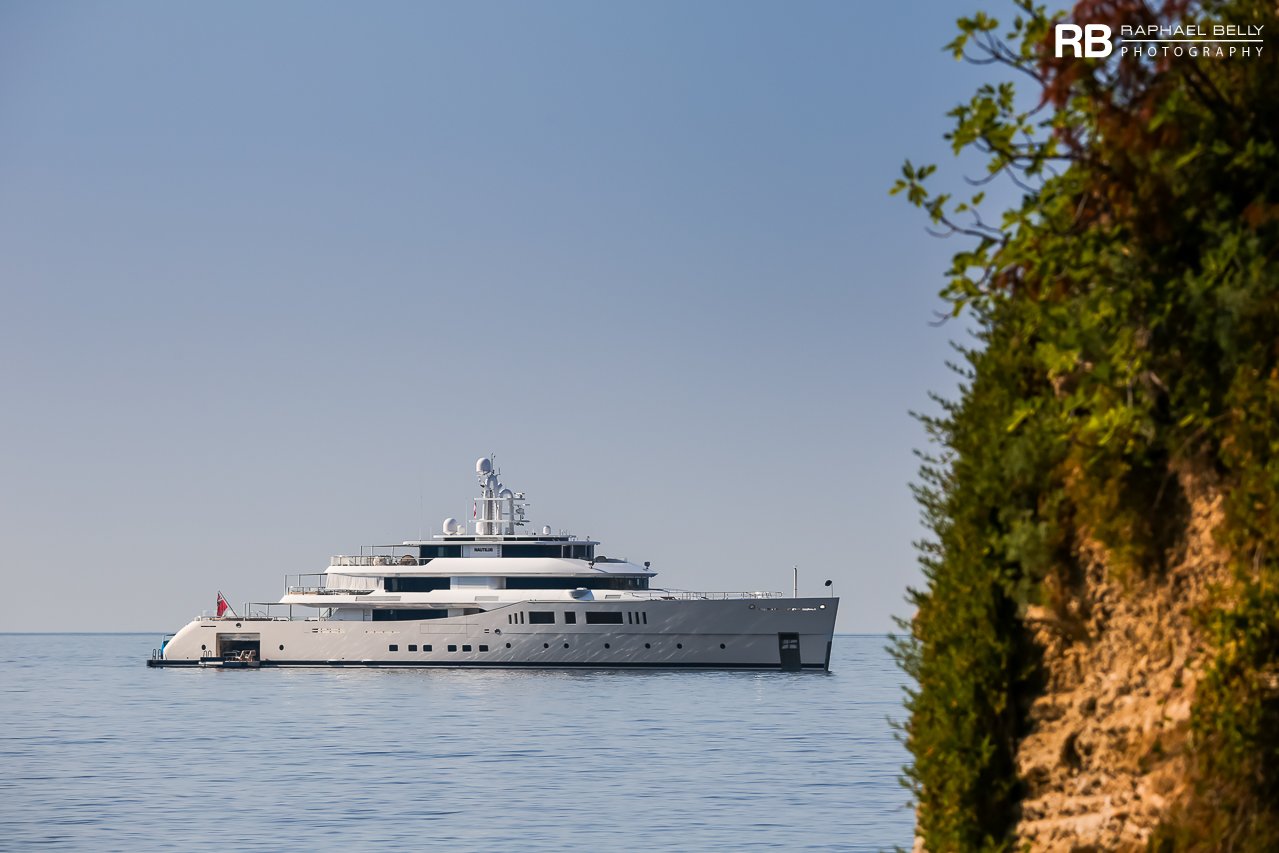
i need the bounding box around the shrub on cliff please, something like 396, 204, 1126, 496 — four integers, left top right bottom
893, 1, 1279, 848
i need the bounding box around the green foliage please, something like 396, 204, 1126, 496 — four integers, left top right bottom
894, 0, 1279, 848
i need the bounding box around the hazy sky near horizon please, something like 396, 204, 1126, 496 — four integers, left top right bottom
1, 1, 1016, 632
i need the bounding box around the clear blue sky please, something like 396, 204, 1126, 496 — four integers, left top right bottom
0, 1, 1014, 632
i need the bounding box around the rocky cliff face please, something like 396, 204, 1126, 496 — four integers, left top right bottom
1013, 471, 1230, 850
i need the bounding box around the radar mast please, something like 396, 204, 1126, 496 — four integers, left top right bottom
471, 456, 527, 536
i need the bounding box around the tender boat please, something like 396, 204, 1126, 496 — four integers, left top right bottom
148, 458, 838, 671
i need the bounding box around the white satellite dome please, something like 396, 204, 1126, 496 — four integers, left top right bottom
476, 457, 493, 474
541, 525, 552, 535
442, 517, 460, 534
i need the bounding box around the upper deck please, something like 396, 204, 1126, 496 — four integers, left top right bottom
325, 458, 654, 578
329, 537, 607, 568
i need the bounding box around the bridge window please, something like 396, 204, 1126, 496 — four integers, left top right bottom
585, 612, 623, 625
528, 611, 555, 624
564, 612, 577, 625
419, 545, 462, 559
504, 576, 649, 591
501, 544, 563, 558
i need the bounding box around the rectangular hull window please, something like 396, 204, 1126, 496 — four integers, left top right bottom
371, 609, 449, 621
384, 577, 450, 593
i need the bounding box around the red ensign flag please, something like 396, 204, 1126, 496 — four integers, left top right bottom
216, 592, 230, 618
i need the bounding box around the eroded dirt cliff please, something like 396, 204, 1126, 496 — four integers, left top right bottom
1013, 471, 1231, 850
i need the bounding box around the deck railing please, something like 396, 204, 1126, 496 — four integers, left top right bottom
284, 573, 378, 595
640, 590, 784, 600
330, 555, 428, 567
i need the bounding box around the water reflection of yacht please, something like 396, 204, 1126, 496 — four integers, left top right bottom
148, 458, 838, 671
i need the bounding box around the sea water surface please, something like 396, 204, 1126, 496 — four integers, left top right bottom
0, 634, 911, 851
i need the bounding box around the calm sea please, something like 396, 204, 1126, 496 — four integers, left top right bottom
0, 633, 912, 851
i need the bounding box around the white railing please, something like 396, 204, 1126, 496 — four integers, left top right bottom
330, 555, 428, 567
284, 573, 378, 595
642, 590, 785, 601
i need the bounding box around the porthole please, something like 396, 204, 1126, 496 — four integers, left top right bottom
644, 643, 651, 648
563, 643, 569, 648
719, 643, 726, 649
235, 622, 242, 627
676, 643, 683, 649
505, 643, 511, 649
543, 643, 549, 649
280, 644, 285, 651
604, 643, 610, 649
201, 644, 207, 651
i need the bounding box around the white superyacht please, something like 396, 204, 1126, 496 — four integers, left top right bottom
148, 458, 838, 671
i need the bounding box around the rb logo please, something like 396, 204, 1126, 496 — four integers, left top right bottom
1055, 24, 1113, 57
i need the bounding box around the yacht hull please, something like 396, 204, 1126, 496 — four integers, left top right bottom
149, 597, 838, 671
